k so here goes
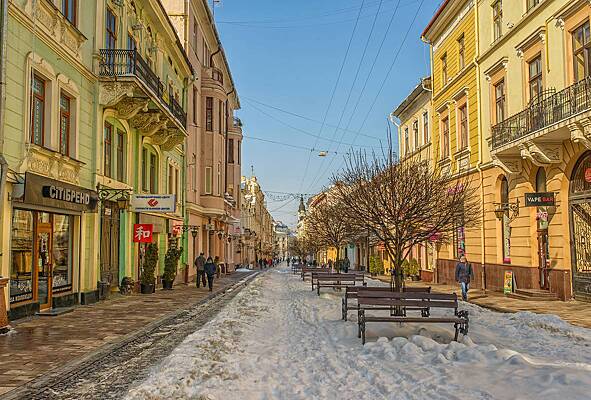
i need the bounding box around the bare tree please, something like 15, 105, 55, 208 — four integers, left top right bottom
333, 142, 480, 290
289, 235, 319, 261
304, 197, 363, 263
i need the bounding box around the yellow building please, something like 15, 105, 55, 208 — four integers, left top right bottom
476, 0, 591, 301
391, 76, 436, 274
422, 0, 486, 286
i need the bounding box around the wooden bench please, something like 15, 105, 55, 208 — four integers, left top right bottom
311, 271, 366, 291
341, 286, 431, 321
357, 292, 469, 344
313, 273, 367, 295
301, 267, 330, 281
292, 264, 302, 275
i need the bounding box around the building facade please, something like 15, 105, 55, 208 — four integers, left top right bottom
273, 221, 290, 260
240, 175, 273, 266
163, 0, 242, 276
392, 76, 435, 273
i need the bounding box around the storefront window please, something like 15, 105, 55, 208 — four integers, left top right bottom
10, 210, 34, 303
52, 215, 73, 292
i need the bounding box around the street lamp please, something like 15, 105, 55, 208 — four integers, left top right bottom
494, 199, 520, 222
96, 184, 133, 210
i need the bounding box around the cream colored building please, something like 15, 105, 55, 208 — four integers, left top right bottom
240, 175, 273, 265
163, 0, 242, 274
476, 0, 591, 300
391, 77, 435, 273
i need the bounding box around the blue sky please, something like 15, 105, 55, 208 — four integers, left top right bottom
215, 0, 442, 228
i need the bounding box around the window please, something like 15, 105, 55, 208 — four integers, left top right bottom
105, 8, 117, 49
193, 87, 198, 125
10, 210, 34, 303
459, 104, 468, 149
423, 112, 429, 144
206, 97, 213, 131
175, 168, 180, 200
205, 166, 212, 194
228, 138, 235, 163
149, 153, 157, 193
413, 120, 419, 148
217, 162, 222, 195
501, 176, 511, 263
168, 164, 174, 194
442, 117, 450, 158
62, 0, 77, 25
404, 127, 409, 155
104, 123, 113, 178
527, 0, 540, 11
203, 39, 211, 67
192, 154, 197, 191
193, 18, 199, 56
59, 92, 71, 156
573, 21, 591, 82
116, 130, 125, 182
495, 80, 506, 124
52, 214, 72, 292
31, 74, 46, 146
441, 53, 448, 85
238, 141, 241, 165
127, 33, 136, 51
218, 100, 223, 133
493, 1, 503, 41
142, 148, 148, 191
458, 34, 465, 70
528, 55, 543, 101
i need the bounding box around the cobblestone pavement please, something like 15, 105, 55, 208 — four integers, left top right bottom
0, 271, 258, 399
376, 276, 591, 329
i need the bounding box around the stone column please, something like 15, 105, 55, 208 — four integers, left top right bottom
0, 277, 9, 333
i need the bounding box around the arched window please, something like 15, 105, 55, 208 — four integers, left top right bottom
501, 176, 511, 263
536, 167, 547, 192
570, 151, 591, 196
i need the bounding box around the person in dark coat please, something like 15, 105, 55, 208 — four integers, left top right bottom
455, 255, 474, 301
204, 257, 216, 291
194, 252, 206, 288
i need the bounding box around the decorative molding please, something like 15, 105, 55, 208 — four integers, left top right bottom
129, 112, 164, 136
114, 97, 150, 120
519, 140, 562, 166
99, 82, 136, 106
25, 145, 83, 185
569, 121, 591, 150
492, 155, 522, 175
483, 57, 508, 81
430, 0, 475, 52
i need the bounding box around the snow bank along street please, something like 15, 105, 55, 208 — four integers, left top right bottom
126, 265, 591, 400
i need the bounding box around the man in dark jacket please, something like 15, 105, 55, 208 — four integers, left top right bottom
455, 255, 474, 301
204, 257, 216, 292
194, 253, 206, 288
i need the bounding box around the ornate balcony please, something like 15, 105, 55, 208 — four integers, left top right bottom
490, 78, 591, 174
98, 49, 187, 150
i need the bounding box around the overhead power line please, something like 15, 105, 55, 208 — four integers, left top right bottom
242, 135, 348, 155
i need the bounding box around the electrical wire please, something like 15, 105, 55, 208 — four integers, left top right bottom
299, 0, 367, 192
244, 99, 381, 149
242, 135, 347, 155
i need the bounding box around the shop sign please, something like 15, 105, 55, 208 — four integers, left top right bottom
503, 271, 514, 294
524, 192, 555, 207
130, 194, 176, 213
133, 224, 153, 243
585, 168, 591, 183
23, 173, 98, 212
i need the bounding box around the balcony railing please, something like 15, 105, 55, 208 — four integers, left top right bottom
99, 49, 187, 128
491, 77, 591, 150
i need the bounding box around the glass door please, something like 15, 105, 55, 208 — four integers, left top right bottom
36, 223, 53, 310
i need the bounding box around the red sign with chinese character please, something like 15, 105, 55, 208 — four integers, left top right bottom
585, 168, 591, 183
133, 224, 153, 243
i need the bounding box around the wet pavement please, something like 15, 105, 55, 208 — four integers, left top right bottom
0, 271, 257, 399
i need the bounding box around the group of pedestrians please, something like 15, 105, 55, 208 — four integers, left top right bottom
193, 253, 219, 291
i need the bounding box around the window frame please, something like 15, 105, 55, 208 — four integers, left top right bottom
458, 103, 468, 150
31, 74, 46, 147
423, 112, 429, 144
572, 20, 591, 82
526, 0, 540, 12
205, 96, 213, 132
413, 120, 419, 149
441, 53, 448, 85
105, 7, 117, 49
149, 153, 157, 194
494, 79, 506, 124
527, 54, 543, 102
441, 117, 450, 159
404, 127, 410, 155
142, 148, 148, 191
458, 34, 465, 70
228, 138, 235, 163
493, 0, 503, 41
104, 122, 113, 178
116, 130, 125, 182
62, 0, 77, 26
59, 92, 71, 156
205, 166, 213, 194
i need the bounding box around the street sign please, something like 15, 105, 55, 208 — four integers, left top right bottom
133, 224, 153, 243
524, 192, 555, 207
130, 194, 176, 212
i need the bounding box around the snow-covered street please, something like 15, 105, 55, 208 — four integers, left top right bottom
126, 265, 591, 400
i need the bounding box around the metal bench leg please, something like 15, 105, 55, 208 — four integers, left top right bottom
342, 298, 346, 320
453, 324, 460, 342
360, 314, 366, 345
317, 284, 320, 296
358, 310, 362, 338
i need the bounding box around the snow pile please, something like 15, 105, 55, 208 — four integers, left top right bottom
126, 266, 591, 400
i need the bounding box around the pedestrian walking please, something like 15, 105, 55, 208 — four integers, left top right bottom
214, 256, 221, 278
204, 256, 216, 291
342, 255, 350, 273
287, 258, 291, 267
455, 255, 474, 301
194, 252, 206, 288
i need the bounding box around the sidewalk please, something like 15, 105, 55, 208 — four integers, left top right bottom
376, 275, 591, 329
0, 272, 255, 396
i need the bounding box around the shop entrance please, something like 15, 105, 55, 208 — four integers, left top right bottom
537, 229, 550, 290
35, 219, 52, 310
569, 151, 591, 300
100, 202, 120, 291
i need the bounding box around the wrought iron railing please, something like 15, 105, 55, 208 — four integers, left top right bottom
491, 77, 591, 149
99, 49, 187, 128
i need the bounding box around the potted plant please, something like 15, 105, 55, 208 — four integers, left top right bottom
141, 243, 158, 294
369, 256, 383, 276
409, 259, 420, 281
162, 246, 183, 289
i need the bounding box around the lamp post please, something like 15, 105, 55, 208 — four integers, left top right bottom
177, 225, 199, 283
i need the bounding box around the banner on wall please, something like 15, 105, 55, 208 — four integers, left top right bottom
133, 224, 154, 243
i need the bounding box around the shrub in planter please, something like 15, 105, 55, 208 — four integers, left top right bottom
141, 243, 158, 294
408, 259, 420, 281
162, 246, 183, 289
369, 256, 384, 276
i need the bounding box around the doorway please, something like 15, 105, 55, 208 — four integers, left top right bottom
537, 229, 550, 290
35, 220, 52, 310
100, 201, 120, 291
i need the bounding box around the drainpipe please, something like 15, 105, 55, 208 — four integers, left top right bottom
0, 0, 9, 201
474, 2, 486, 292
209, 48, 221, 68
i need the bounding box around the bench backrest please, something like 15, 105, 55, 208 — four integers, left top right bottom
357, 292, 458, 309
345, 286, 431, 298
313, 273, 364, 281
303, 268, 330, 273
